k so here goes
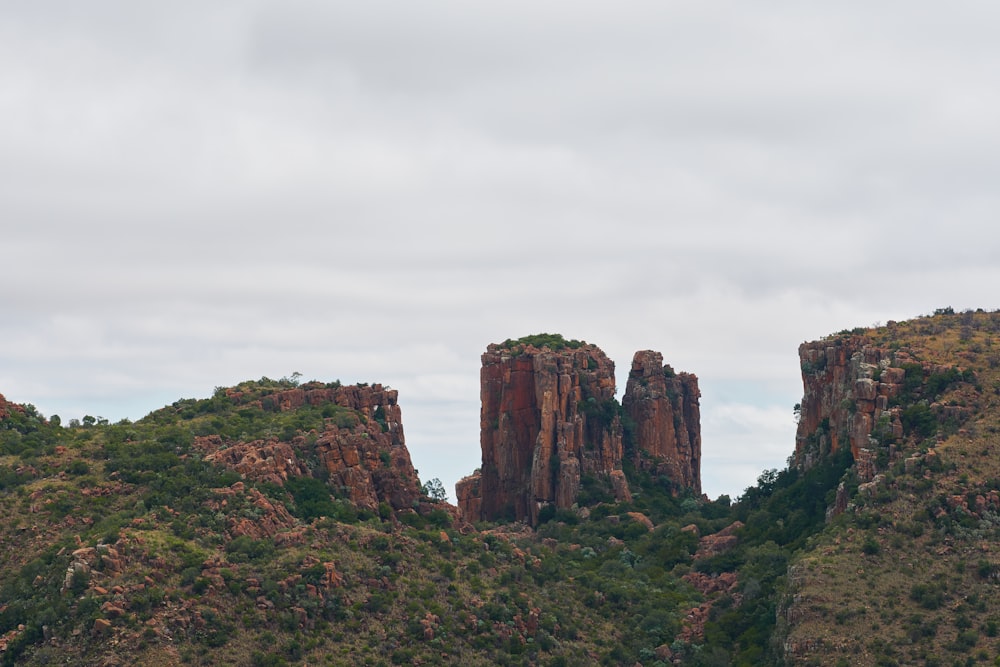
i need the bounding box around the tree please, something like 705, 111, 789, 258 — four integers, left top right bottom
422, 478, 447, 502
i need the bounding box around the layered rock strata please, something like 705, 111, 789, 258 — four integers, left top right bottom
457, 341, 630, 525
622, 350, 702, 494
795, 336, 904, 479
199, 383, 422, 511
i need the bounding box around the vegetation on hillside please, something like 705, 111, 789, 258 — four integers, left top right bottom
0, 377, 848, 666
782, 308, 1000, 666
3, 310, 1000, 665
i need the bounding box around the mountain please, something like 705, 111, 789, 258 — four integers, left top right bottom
1, 312, 998, 666
781, 309, 1000, 666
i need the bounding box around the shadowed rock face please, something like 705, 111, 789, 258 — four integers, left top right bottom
622, 350, 702, 495
459, 341, 630, 525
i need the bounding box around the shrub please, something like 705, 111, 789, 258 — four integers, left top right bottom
285, 476, 338, 521
66, 460, 90, 476
910, 583, 945, 610
501, 333, 584, 351
225, 536, 275, 563
862, 536, 880, 555
901, 403, 937, 438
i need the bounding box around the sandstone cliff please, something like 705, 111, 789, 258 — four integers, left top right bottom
458, 337, 704, 525
197, 382, 423, 511
780, 311, 996, 666
795, 329, 977, 481
457, 337, 630, 525
622, 350, 702, 494
795, 335, 906, 480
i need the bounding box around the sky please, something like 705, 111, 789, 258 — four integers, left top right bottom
3, 1, 1000, 502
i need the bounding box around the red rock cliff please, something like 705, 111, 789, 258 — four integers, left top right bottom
458, 340, 631, 525
201, 382, 422, 511
622, 350, 702, 494
795, 336, 904, 480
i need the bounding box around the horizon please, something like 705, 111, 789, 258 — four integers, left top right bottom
6, 312, 984, 503
5, 3, 1000, 507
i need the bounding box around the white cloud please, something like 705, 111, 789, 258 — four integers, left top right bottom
3, 1, 1000, 499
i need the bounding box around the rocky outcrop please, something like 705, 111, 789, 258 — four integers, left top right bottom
795, 336, 903, 478
622, 350, 702, 494
455, 471, 482, 523
795, 332, 977, 481
458, 340, 705, 524
461, 339, 630, 525
197, 436, 311, 485
208, 482, 301, 540
200, 383, 422, 511
0, 392, 24, 422
313, 412, 422, 511
694, 521, 744, 560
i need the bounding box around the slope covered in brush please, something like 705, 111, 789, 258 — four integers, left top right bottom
781, 309, 1000, 666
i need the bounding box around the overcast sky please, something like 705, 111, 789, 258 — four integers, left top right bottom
3, 1, 999, 501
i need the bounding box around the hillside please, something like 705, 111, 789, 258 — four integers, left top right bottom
1, 312, 999, 666
0, 374, 731, 666
782, 309, 1000, 666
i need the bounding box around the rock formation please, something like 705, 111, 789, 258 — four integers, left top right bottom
0, 392, 23, 422
199, 382, 423, 511
457, 338, 704, 525
622, 350, 702, 494
794, 332, 976, 481
455, 470, 482, 523
457, 338, 630, 525
795, 336, 904, 479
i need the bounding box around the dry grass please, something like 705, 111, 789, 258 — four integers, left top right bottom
786, 311, 1000, 665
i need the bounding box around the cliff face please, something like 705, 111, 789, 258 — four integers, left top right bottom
794, 336, 904, 480
457, 338, 704, 525
622, 350, 702, 494
199, 382, 422, 511
794, 328, 979, 482
457, 340, 630, 525
781, 312, 996, 666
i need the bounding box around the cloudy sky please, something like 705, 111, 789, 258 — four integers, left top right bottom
3, 1, 999, 501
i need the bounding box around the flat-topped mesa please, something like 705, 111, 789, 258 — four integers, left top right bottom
458, 335, 631, 526
622, 351, 702, 494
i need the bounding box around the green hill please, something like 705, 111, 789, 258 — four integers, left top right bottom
2, 310, 1000, 666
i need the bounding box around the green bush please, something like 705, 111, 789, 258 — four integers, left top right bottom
501, 333, 585, 351
910, 583, 945, 610
901, 403, 937, 438
285, 476, 338, 521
